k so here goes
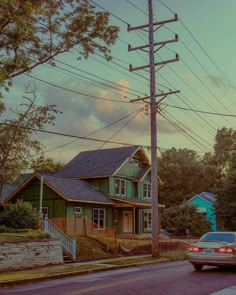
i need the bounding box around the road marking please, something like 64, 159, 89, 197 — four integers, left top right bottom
64, 268, 186, 295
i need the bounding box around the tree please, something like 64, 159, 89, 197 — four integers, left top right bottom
161, 205, 211, 236
0, 199, 39, 229
0, 0, 119, 92
158, 148, 207, 207
0, 83, 62, 189
31, 154, 64, 173
213, 127, 236, 190
216, 142, 236, 230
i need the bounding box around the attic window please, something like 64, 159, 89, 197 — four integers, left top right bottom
129, 157, 139, 166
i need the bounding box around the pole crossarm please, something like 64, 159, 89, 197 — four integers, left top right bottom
130, 90, 180, 103
128, 35, 178, 52
127, 14, 178, 32
129, 54, 179, 72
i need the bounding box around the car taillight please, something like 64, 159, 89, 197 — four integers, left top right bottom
188, 246, 203, 252
215, 247, 234, 253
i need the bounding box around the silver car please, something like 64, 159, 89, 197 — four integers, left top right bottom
187, 231, 236, 271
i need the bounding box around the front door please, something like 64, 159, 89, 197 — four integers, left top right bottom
122, 210, 133, 233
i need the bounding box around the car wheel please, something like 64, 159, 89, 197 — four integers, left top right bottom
193, 263, 203, 271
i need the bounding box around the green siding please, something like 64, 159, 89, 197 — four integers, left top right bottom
86, 178, 109, 194
10, 178, 66, 218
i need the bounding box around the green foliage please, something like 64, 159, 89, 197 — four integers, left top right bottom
0, 90, 62, 183
161, 205, 211, 236
216, 141, 236, 230
25, 229, 51, 240
0, 0, 119, 89
0, 200, 40, 229
31, 154, 64, 173
158, 148, 211, 207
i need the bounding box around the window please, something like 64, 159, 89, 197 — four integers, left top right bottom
143, 209, 152, 231
113, 209, 118, 224
129, 157, 139, 166
74, 207, 82, 215
115, 178, 126, 196
143, 183, 151, 198
93, 208, 105, 230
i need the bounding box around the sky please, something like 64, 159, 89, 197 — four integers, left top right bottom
3, 0, 236, 164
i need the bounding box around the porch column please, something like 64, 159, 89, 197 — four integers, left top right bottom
133, 207, 136, 238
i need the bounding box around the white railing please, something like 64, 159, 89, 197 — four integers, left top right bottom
44, 217, 76, 260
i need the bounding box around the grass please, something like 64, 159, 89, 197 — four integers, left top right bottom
0, 233, 29, 243
0, 264, 104, 282
104, 250, 187, 266
75, 236, 120, 262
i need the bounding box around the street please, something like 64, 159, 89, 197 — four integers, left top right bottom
1, 261, 236, 295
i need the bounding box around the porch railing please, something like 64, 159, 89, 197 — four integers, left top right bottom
44, 217, 76, 260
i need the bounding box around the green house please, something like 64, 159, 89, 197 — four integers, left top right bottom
4, 146, 162, 237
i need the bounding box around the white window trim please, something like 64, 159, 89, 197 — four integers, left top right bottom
113, 209, 118, 224
115, 178, 126, 197
143, 209, 152, 232
129, 157, 139, 166
93, 208, 105, 230
74, 206, 82, 216
143, 182, 151, 199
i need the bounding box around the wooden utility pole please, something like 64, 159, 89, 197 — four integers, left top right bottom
128, 0, 179, 257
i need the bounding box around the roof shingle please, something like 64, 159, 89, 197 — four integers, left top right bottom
55, 145, 139, 178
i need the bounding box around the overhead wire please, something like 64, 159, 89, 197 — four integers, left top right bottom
44, 107, 144, 153
98, 108, 143, 149
162, 109, 212, 150
0, 122, 150, 149
159, 111, 211, 153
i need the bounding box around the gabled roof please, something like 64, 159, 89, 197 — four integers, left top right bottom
185, 192, 216, 206
55, 145, 148, 179
4, 174, 114, 205
0, 184, 19, 204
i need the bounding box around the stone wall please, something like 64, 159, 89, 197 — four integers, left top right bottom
0, 239, 64, 271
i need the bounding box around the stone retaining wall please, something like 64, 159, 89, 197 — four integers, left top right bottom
0, 240, 63, 271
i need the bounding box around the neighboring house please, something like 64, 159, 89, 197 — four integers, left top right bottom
184, 192, 217, 231
3, 145, 163, 236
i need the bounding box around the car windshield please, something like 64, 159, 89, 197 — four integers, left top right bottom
200, 233, 235, 243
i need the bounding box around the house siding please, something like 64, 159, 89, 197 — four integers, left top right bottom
10, 179, 66, 218
191, 197, 217, 231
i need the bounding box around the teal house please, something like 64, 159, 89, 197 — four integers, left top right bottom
185, 192, 217, 231
2, 146, 163, 237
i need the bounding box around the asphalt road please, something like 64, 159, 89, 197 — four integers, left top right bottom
1, 261, 236, 295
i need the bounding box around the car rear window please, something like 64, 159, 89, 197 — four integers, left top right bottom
200, 233, 235, 243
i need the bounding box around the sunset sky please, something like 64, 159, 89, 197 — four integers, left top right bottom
3, 0, 236, 164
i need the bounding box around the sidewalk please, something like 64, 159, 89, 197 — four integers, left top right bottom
0, 255, 170, 287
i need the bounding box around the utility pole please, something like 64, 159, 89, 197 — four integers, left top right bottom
128, 0, 179, 257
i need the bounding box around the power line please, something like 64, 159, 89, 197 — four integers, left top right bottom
98, 108, 143, 149
163, 103, 236, 117
55, 59, 146, 97
158, 0, 236, 108
89, 0, 128, 25
44, 107, 144, 153
26, 74, 139, 104
159, 111, 210, 153
0, 122, 150, 148
163, 109, 212, 150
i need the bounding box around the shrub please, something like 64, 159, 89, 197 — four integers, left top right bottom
0, 200, 40, 229
25, 230, 51, 240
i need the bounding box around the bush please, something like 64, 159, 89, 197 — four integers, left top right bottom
0, 200, 40, 229
25, 230, 51, 240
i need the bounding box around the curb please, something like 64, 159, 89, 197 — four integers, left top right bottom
0, 259, 170, 287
